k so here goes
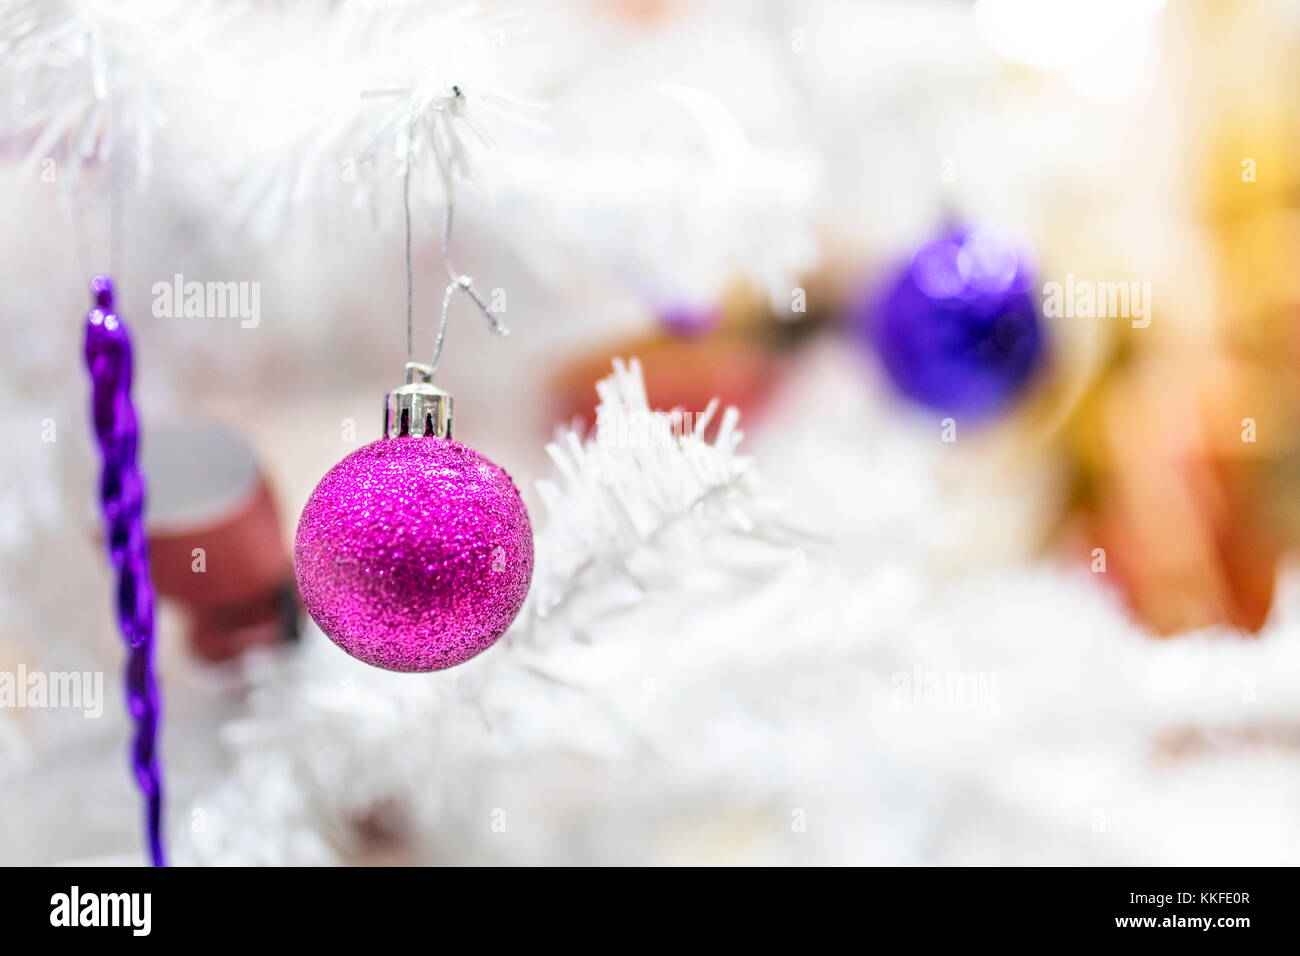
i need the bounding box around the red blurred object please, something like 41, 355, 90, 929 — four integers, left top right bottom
143, 421, 298, 662
551, 287, 823, 428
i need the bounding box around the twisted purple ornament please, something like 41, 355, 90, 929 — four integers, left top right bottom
83, 275, 166, 867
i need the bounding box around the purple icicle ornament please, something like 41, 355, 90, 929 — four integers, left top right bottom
83, 275, 166, 867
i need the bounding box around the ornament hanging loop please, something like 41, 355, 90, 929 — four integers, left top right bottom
432, 263, 507, 377
399, 87, 509, 382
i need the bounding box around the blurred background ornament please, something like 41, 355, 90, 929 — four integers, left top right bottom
856, 224, 1045, 422
658, 301, 722, 339
142, 421, 298, 663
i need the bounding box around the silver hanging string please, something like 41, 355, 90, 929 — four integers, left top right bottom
404, 134, 415, 365
432, 196, 507, 375
398, 89, 508, 378
71, 192, 92, 282
109, 143, 123, 284
71, 104, 124, 289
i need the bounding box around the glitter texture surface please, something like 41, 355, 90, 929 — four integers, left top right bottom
295, 437, 533, 672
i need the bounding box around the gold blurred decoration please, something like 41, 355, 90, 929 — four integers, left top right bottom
1063, 0, 1300, 634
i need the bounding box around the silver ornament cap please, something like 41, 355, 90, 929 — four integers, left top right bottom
384, 362, 453, 439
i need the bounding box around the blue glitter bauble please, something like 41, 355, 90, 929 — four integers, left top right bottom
858, 225, 1045, 420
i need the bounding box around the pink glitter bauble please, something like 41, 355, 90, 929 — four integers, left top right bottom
294, 437, 533, 672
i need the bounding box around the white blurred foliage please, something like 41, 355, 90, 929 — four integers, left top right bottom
0, 0, 539, 231
0, 0, 172, 190
0, 0, 818, 307
493, 78, 818, 315
486, 0, 821, 313
176, 3, 543, 238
